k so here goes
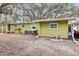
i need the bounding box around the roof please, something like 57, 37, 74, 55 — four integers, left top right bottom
10, 18, 75, 25
10, 22, 32, 25
70, 20, 79, 24
34, 18, 75, 22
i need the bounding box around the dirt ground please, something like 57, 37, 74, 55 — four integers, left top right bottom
0, 33, 79, 56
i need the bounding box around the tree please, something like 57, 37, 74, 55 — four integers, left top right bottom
14, 3, 77, 22
0, 3, 11, 33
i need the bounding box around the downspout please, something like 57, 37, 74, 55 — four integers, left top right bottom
71, 24, 79, 44
5, 14, 8, 34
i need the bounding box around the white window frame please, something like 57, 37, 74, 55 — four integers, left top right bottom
49, 23, 58, 29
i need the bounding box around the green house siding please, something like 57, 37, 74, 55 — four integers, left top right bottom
9, 19, 68, 38
10, 24, 22, 33
39, 20, 68, 38
27, 23, 31, 31
21, 23, 32, 33
10, 25, 15, 32
10, 23, 32, 34
19, 24, 26, 33
21, 24, 26, 33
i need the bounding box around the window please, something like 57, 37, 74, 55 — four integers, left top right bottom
49, 23, 58, 29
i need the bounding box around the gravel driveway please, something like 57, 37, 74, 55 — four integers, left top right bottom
0, 33, 79, 56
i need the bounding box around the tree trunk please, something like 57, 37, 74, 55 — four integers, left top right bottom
2, 25, 4, 33
5, 14, 8, 34
5, 24, 7, 34
71, 24, 79, 44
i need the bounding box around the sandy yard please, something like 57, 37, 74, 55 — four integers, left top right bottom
0, 33, 79, 56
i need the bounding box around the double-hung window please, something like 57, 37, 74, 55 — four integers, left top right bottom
49, 23, 58, 29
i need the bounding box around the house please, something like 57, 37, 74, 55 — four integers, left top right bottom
35, 19, 69, 38
8, 18, 75, 39
9, 23, 26, 34
9, 22, 33, 34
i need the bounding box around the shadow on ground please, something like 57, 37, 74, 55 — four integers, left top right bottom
0, 34, 79, 56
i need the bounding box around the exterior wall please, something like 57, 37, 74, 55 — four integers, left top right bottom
39, 20, 68, 38
21, 23, 32, 34
10, 25, 15, 33
10, 23, 32, 34
27, 23, 32, 31
11, 22, 39, 34
9, 20, 68, 38
10, 24, 23, 34
15, 24, 23, 34
20, 24, 26, 33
